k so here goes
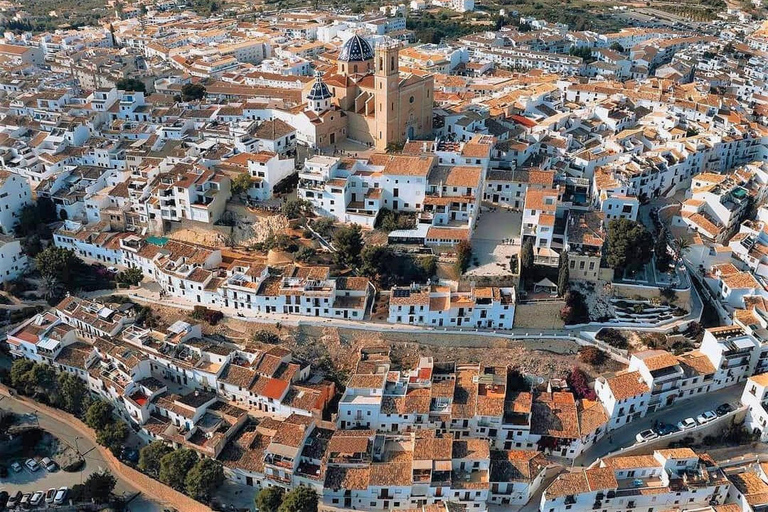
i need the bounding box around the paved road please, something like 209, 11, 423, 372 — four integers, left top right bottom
0, 394, 163, 512
575, 384, 743, 465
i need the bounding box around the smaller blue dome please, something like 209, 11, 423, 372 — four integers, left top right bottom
307, 72, 332, 101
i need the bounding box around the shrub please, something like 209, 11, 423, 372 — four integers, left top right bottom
253, 330, 280, 344
560, 290, 589, 325
595, 328, 629, 349
579, 346, 607, 366
294, 246, 316, 263
191, 306, 224, 325
567, 367, 596, 400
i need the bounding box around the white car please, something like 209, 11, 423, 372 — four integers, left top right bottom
41, 457, 57, 472
10, 461, 22, 472
677, 417, 696, 430
54, 487, 68, 505
696, 410, 717, 424
24, 458, 40, 472
107, 266, 119, 273
635, 429, 659, 443
29, 491, 45, 506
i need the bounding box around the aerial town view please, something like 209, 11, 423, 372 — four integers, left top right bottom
0, 0, 768, 510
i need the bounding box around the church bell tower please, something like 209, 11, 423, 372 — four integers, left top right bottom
374, 41, 401, 151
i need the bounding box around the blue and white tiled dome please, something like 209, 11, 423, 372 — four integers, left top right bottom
307, 72, 332, 101
338, 34, 374, 63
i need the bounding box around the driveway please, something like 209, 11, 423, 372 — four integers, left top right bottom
575, 384, 744, 465
0, 394, 163, 512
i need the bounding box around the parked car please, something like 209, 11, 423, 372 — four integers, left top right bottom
53, 487, 68, 505
24, 459, 40, 472
635, 429, 659, 443
677, 417, 696, 430
7, 491, 22, 509
653, 422, 680, 436
0, 490, 10, 509
45, 488, 57, 504
41, 457, 57, 472
716, 403, 734, 416
697, 410, 717, 424
10, 462, 22, 473
18, 494, 31, 508
30, 491, 45, 506
107, 266, 119, 273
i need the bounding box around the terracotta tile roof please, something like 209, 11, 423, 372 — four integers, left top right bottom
531, 391, 580, 439
604, 371, 649, 400
635, 350, 680, 371
453, 438, 490, 460
368, 154, 436, 177
490, 450, 548, 482
369, 462, 412, 487
324, 466, 371, 490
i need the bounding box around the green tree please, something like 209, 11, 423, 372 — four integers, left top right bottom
557, 250, 569, 297
332, 224, 363, 267
57, 372, 88, 415
521, 239, 534, 274
654, 228, 672, 271
22, 234, 43, 257
9, 358, 35, 393
281, 198, 311, 219
83, 470, 116, 503
253, 329, 280, 344
159, 449, 198, 491
36, 246, 81, 287
256, 487, 285, 512
85, 401, 114, 432
117, 267, 143, 287
278, 486, 318, 512
96, 421, 128, 456
139, 441, 173, 477
116, 78, 146, 93
605, 218, 653, 273
230, 172, 253, 195
15, 197, 56, 239
673, 236, 691, 263
185, 457, 225, 502
455, 240, 472, 273
312, 217, 335, 237
294, 246, 316, 262
181, 83, 206, 101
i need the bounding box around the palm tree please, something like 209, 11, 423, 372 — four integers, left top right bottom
43, 275, 65, 304
673, 236, 691, 263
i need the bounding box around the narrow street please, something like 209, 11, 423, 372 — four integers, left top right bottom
575, 384, 744, 465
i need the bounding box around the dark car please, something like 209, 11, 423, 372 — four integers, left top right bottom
653, 422, 680, 436
7, 491, 22, 509
0, 490, 10, 509
716, 403, 734, 416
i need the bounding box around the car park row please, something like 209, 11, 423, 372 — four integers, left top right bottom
1, 456, 69, 510
634, 403, 735, 443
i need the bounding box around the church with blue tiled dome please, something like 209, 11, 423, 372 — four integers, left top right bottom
300, 37, 434, 151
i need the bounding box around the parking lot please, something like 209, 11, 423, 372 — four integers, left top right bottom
0, 395, 163, 512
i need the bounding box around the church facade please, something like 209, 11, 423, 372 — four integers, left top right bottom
300, 35, 434, 151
